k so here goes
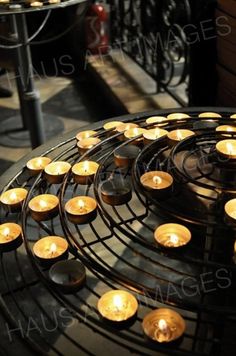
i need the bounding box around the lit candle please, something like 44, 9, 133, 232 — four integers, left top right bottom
49, 0, 60, 3
115, 123, 139, 141
230, 114, 236, 119
167, 113, 190, 122
0, 223, 22, 252
49, 260, 86, 293
97, 290, 138, 322
216, 125, 236, 137
140, 171, 173, 199
44, 161, 71, 184
28, 194, 59, 222
146, 116, 167, 126
142, 308, 186, 343
30, 1, 43, 6
77, 137, 101, 155
65, 196, 97, 224
154, 223, 191, 248
143, 128, 168, 144
124, 127, 147, 145
33, 236, 68, 266
0, 188, 28, 212
103, 121, 122, 136
114, 145, 141, 168
72, 161, 99, 185
0, 0, 9, 3
225, 199, 236, 224
216, 139, 236, 160
199, 112, 222, 118
167, 129, 195, 145
26, 156, 52, 176
76, 130, 97, 141
101, 179, 132, 206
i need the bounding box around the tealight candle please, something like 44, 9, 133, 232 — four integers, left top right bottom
167, 129, 195, 146
103, 121, 122, 136
216, 139, 236, 160
0, 223, 22, 252
26, 156, 52, 176
114, 145, 141, 168
49, 260, 86, 294
0, 0, 9, 3
140, 171, 173, 199
199, 112, 222, 118
154, 223, 191, 248
142, 308, 186, 343
33, 236, 68, 266
30, 1, 43, 6
49, 0, 60, 3
0, 188, 28, 212
115, 123, 139, 141
167, 113, 190, 122
146, 116, 167, 127
124, 128, 146, 145
72, 161, 99, 185
216, 125, 236, 137
230, 114, 236, 119
225, 199, 236, 224
77, 137, 101, 155
101, 179, 132, 206
97, 290, 138, 322
28, 194, 59, 222
76, 130, 97, 141
44, 161, 71, 184
65, 196, 97, 224
143, 128, 168, 145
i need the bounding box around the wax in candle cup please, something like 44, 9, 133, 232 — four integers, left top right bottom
198, 112, 222, 118
33, 236, 68, 267
142, 308, 186, 343
0, 223, 22, 252
143, 128, 168, 145
76, 130, 97, 141
101, 179, 132, 206
0, 188, 28, 212
103, 121, 123, 136
216, 139, 236, 160
146, 116, 167, 127
154, 223, 191, 248
124, 127, 147, 145
140, 171, 174, 199
167, 129, 195, 146
77, 137, 101, 155
28, 194, 59, 222
216, 125, 236, 137
26, 156, 52, 176
167, 113, 190, 123
230, 114, 236, 119
0, 0, 9, 3
72, 161, 99, 185
49, 260, 86, 294
65, 196, 97, 224
49, 0, 60, 3
224, 199, 236, 225
44, 161, 71, 184
30, 1, 43, 6
115, 123, 139, 141
114, 145, 141, 168
97, 290, 138, 322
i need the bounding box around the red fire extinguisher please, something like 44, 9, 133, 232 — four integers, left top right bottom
86, 1, 109, 55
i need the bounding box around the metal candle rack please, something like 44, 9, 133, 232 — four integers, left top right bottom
0, 108, 236, 355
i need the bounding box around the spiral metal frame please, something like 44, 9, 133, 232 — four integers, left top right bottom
0, 108, 236, 355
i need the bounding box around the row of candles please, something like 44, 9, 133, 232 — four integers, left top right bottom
0, 0, 61, 7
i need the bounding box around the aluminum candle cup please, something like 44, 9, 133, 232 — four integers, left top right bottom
198, 112, 222, 118
77, 137, 101, 155
49, 260, 86, 294
216, 126, 236, 137
72, 161, 99, 185
140, 171, 174, 199
0, 188, 28, 212
101, 179, 132, 206
142, 308, 186, 343
26, 157, 52, 176
97, 290, 138, 322
44, 161, 71, 184
225, 199, 236, 225
33, 236, 68, 267
124, 128, 146, 145
28, 194, 59, 222
143, 128, 168, 145
154, 223, 191, 248
65, 196, 97, 224
115, 123, 139, 141
114, 145, 141, 168
0, 223, 22, 252
76, 130, 97, 141
216, 139, 236, 160
167, 129, 195, 146
103, 121, 122, 136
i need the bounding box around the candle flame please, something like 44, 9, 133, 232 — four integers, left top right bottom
36, 158, 43, 168
154, 128, 160, 138
226, 127, 233, 132
113, 295, 123, 311
158, 319, 168, 332
49, 243, 57, 254
83, 161, 90, 173
133, 128, 139, 136
169, 233, 179, 245
226, 142, 234, 155
39, 200, 48, 209
9, 191, 17, 202
176, 130, 183, 141
3, 227, 10, 236
78, 199, 85, 210
153, 176, 162, 185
